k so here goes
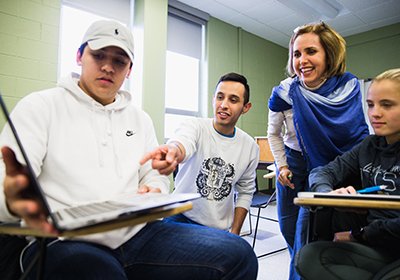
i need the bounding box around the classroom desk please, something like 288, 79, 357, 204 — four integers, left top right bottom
294, 196, 400, 210
0, 201, 192, 279
294, 196, 400, 243
257, 160, 274, 170
256, 161, 276, 192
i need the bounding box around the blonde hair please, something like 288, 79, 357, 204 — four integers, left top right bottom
373, 68, 400, 85
287, 22, 346, 78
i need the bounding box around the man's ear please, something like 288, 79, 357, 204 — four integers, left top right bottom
126, 68, 132, 78
76, 50, 82, 66
242, 102, 252, 114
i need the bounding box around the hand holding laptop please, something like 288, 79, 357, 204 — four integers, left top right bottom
137, 185, 162, 194
328, 186, 357, 195
322, 185, 389, 195
329, 186, 367, 214
1, 146, 58, 235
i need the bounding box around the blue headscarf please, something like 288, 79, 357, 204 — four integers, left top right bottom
269, 72, 369, 170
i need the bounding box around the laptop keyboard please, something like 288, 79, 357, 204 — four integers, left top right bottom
60, 201, 134, 219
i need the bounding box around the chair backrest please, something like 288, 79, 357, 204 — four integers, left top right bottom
372, 258, 400, 280
254, 137, 276, 194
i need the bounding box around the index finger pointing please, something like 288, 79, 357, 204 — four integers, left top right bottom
139, 152, 153, 165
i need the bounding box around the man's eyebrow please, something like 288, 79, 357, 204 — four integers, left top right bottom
115, 50, 129, 58
228, 92, 240, 98
94, 49, 129, 59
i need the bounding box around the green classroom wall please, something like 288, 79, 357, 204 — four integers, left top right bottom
207, 20, 400, 139
0, 1, 398, 152
134, 0, 168, 143
206, 18, 287, 138
0, 0, 60, 126
346, 22, 400, 80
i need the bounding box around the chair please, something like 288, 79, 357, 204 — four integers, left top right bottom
246, 168, 287, 258
295, 243, 400, 279
372, 258, 400, 280
244, 137, 287, 257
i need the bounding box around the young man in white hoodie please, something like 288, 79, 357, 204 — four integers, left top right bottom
0, 20, 257, 279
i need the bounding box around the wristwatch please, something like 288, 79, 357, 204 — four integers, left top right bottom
350, 227, 366, 243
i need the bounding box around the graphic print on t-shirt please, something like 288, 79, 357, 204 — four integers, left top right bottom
196, 157, 235, 201
362, 162, 399, 193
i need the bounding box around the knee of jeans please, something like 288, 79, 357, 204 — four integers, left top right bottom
226, 237, 258, 278
23, 241, 126, 279
51, 250, 125, 278
221, 234, 252, 257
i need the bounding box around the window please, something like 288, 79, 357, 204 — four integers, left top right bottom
59, 1, 131, 80
164, 9, 207, 140
166, 51, 199, 112
59, 6, 107, 78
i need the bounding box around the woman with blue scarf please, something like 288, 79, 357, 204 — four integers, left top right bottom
267, 22, 369, 280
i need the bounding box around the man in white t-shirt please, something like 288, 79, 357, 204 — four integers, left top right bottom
141, 73, 259, 234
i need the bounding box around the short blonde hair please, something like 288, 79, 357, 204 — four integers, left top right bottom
373, 68, 400, 84
287, 22, 346, 78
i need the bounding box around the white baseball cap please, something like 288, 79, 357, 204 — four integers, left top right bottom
81, 20, 134, 62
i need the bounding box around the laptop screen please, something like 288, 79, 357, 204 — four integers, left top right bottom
0, 94, 51, 216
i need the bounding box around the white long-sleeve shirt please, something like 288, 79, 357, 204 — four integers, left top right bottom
267, 109, 301, 169
170, 118, 259, 231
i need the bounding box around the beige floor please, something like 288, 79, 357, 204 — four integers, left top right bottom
241, 202, 290, 280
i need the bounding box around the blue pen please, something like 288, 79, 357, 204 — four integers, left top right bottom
357, 185, 388, 194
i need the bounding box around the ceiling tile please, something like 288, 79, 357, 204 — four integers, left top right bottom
246, 1, 295, 24
324, 13, 365, 32
335, 0, 390, 13
355, 1, 400, 23
214, 0, 271, 13
176, 0, 400, 47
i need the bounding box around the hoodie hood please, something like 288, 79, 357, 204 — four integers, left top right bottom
57, 72, 132, 111
370, 135, 400, 151
57, 73, 134, 176
368, 135, 400, 172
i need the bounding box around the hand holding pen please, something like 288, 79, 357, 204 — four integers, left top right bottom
278, 165, 294, 189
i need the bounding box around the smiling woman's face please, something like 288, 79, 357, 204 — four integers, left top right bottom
292, 32, 327, 88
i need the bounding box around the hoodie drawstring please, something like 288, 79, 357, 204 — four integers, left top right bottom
90, 101, 122, 177
91, 100, 105, 167
109, 109, 122, 177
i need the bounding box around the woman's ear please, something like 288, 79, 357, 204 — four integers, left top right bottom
76, 49, 82, 66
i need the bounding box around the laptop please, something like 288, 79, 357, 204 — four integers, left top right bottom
0, 94, 200, 231
297, 192, 400, 202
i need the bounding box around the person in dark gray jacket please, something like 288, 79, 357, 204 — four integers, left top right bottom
295, 68, 400, 280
